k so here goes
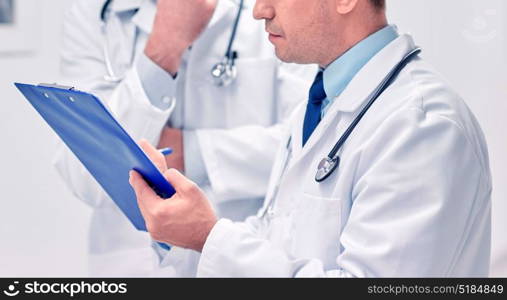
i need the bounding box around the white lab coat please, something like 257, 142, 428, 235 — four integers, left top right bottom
192, 34, 492, 277
53, 0, 314, 277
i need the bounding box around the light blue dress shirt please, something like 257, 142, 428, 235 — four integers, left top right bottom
321, 25, 399, 117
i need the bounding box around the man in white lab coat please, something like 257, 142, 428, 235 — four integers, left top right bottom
54, 0, 314, 276
130, 0, 492, 277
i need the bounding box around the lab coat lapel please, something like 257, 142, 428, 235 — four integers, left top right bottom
207, 0, 240, 29
131, 0, 156, 34
287, 104, 306, 163
288, 34, 418, 170
111, 0, 144, 12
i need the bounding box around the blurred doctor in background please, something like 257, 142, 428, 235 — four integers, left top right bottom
53, 0, 314, 277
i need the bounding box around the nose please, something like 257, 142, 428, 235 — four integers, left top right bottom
253, 0, 275, 20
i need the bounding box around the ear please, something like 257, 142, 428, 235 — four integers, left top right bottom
335, 0, 359, 14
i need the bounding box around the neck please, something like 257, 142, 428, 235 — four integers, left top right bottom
319, 15, 388, 68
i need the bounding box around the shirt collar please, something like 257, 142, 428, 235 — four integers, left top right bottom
323, 25, 399, 99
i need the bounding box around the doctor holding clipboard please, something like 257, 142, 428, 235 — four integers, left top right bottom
130, 0, 492, 277
53, 0, 314, 277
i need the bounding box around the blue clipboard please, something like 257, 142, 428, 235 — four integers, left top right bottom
15, 83, 176, 233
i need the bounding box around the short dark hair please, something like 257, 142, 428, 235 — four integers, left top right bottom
370, 0, 386, 10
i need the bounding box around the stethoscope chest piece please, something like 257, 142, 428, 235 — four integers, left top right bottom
211, 60, 237, 87
313, 47, 421, 183
315, 156, 340, 182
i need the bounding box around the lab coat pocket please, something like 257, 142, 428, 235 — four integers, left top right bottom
290, 193, 342, 268
227, 57, 278, 127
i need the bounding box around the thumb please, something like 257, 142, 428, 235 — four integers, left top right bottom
129, 170, 163, 212
138, 139, 167, 172
163, 168, 198, 197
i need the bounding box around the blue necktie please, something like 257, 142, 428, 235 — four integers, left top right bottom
302, 71, 327, 146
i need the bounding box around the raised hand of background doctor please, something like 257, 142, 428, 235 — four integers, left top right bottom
131, 140, 217, 252
145, 0, 218, 76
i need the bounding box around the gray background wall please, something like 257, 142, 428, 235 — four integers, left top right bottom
0, 0, 505, 276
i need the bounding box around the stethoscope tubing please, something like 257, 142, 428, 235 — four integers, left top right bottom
225, 0, 244, 62
100, 0, 244, 85
315, 47, 422, 182
326, 48, 421, 161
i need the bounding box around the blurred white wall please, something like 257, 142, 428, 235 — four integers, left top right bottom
0, 0, 89, 277
388, 0, 507, 277
0, 0, 505, 277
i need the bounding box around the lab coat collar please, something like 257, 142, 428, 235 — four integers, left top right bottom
131, 0, 156, 33
295, 34, 418, 158
208, 0, 246, 30
333, 34, 417, 113
322, 25, 398, 102
111, 0, 144, 13
130, 0, 242, 34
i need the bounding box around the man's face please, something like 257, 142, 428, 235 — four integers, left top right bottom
253, 0, 337, 65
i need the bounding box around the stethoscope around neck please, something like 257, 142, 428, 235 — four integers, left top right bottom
210, 0, 244, 86
100, 0, 244, 86
101, 0, 125, 83
312, 47, 422, 183
261, 47, 422, 220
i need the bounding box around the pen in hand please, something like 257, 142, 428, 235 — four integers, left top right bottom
159, 147, 173, 156
155, 147, 173, 251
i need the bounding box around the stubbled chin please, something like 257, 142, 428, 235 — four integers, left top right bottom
275, 48, 315, 65
274, 48, 290, 63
